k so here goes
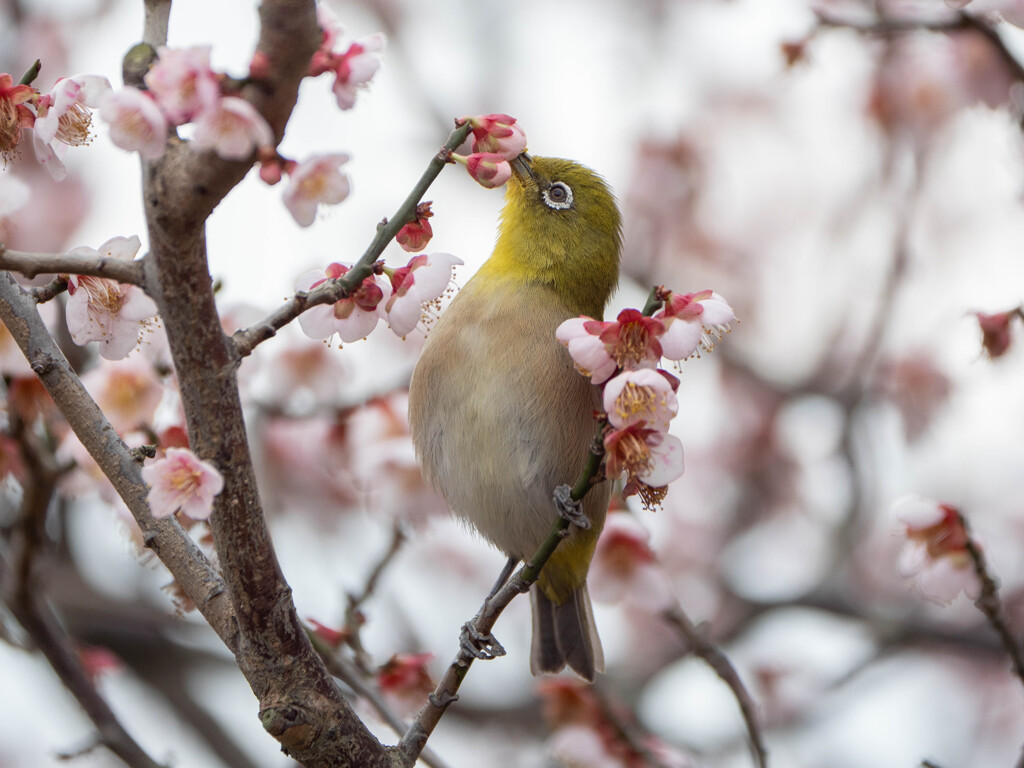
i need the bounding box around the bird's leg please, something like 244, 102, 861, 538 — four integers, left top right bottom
553, 484, 590, 529
459, 620, 506, 660
486, 556, 519, 599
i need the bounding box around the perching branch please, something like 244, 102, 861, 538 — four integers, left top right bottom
398, 426, 607, 762
230, 119, 472, 358
661, 602, 768, 768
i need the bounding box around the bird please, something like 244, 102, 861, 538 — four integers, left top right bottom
408, 153, 621, 681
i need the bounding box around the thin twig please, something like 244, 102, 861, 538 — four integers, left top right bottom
345, 522, 407, 672
661, 603, 768, 768
29, 277, 69, 303
958, 512, 1024, 689
0, 453, 166, 768
308, 637, 453, 768
231, 120, 472, 358
591, 686, 675, 768
398, 426, 607, 762
0, 246, 147, 285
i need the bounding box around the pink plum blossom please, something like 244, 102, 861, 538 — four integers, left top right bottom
654, 289, 735, 360
296, 262, 391, 343
99, 86, 168, 159
975, 308, 1020, 359
283, 153, 351, 226
894, 495, 981, 605
66, 235, 159, 360
330, 34, 386, 110
464, 152, 512, 188
603, 368, 679, 432
141, 447, 224, 520
81, 356, 163, 433
192, 96, 274, 160
604, 423, 684, 495
143, 46, 220, 125
589, 513, 674, 611
556, 309, 666, 384
384, 252, 462, 338
32, 74, 111, 180
467, 113, 528, 160
0, 73, 36, 164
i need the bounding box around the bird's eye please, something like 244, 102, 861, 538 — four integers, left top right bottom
542, 181, 574, 210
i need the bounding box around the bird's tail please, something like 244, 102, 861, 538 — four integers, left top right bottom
530, 582, 604, 682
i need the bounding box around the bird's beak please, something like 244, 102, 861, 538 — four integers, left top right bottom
511, 152, 537, 184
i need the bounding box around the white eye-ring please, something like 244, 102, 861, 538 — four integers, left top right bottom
542, 181, 573, 210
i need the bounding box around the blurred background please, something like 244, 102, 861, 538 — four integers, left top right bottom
2, 0, 1024, 766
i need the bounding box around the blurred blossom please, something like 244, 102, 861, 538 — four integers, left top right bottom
141, 447, 224, 520
874, 354, 952, 442
75, 643, 122, 684
894, 495, 981, 605
283, 153, 351, 226
309, 7, 385, 110
81, 356, 164, 434
259, 415, 356, 515
143, 46, 220, 125
259, 340, 348, 408
376, 652, 434, 719
870, 34, 1014, 150
295, 261, 390, 343
975, 309, 1020, 359
192, 96, 274, 161
100, 87, 168, 160
0, 320, 33, 377
347, 391, 448, 526
589, 513, 674, 611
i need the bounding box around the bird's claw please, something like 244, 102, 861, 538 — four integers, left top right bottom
553, 484, 590, 529
459, 621, 506, 660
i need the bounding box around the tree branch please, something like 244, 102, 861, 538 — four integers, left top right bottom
0, 273, 236, 646
0, 246, 147, 285
0, 448, 164, 768
399, 426, 607, 762
138, 2, 397, 764
958, 512, 1024, 689
231, 120, 472, 358
661, 603, 768, 768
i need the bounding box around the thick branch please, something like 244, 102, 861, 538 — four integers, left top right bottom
0, 246, 146, 285
140, 2, 394, 764
0, 273, 236, 645
232, 120, 472, 357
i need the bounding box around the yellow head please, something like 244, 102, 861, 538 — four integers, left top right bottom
484, 155, 622, 318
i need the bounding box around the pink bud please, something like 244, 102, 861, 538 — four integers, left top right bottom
465, 152, 512, 188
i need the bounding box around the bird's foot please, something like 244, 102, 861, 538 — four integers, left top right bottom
459, 621, 506, 661
553, 484, 591, 529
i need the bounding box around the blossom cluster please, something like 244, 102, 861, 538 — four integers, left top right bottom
557, 290, 735, 507
452, 113, 528, 188
540, 678, 693, 768
296, 252, 462, 343
0, 71, 111, 180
